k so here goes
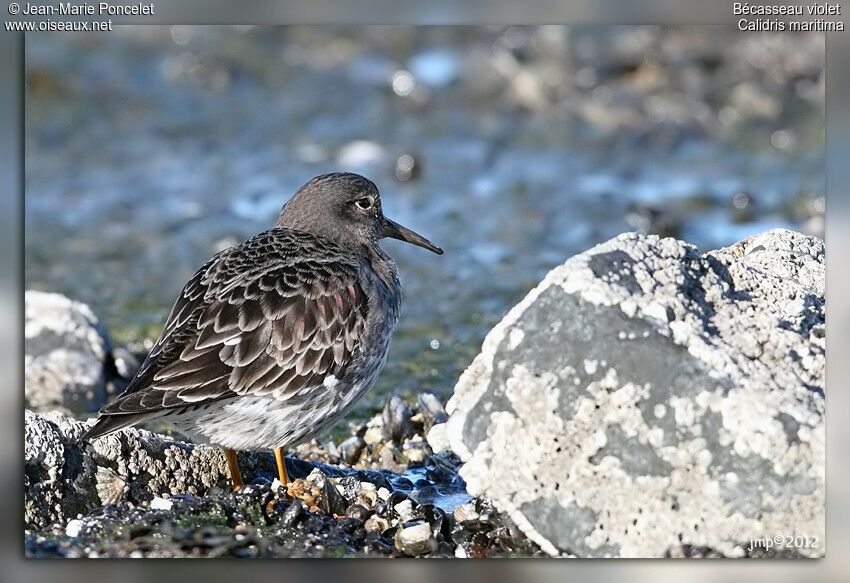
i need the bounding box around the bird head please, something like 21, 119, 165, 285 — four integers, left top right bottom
277, 172, 443, 255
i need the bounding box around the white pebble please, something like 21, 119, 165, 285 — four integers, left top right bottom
150, 496, 173, 511
65, 519, 84, 538
394, 499, 414, 518
337, 140, 385, 167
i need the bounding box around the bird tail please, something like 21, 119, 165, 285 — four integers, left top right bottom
79, 413, 152, 443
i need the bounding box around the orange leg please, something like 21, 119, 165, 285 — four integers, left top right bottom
223, 448, 244, 491
274, 447, 290, 484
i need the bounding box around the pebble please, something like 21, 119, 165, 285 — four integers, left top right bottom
318, 478, 347, 517
393, 499, 414, 519
336, 140, 385, 167
382, 395, 415, 445
345, 504, 372, 522
394, 520, 437, 556
331, 476, 361, 503
417, 392, 448, 431
363, 424, 384, 446
394, 154, 418, 182
280, 499, 305, 528
402, 439, 432, 464
356, 488, 378, 509
364, 515, 390, 533
111, 347, 140, 380
452, 501, 480, 525
339, 435, 366, 465
65, 519, 85, 538
379, 444, 406, 473
150, 496, 173, 511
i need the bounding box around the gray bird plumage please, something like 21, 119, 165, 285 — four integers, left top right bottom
82, 172, 442, 450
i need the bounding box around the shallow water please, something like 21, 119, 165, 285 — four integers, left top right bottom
288, 456, 472, 512
25, 26, 824, 416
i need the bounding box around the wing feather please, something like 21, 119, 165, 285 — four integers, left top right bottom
98, 229, 368, 416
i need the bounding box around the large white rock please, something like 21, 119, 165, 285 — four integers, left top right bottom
429, 230, 824, 558
25, 291, 112, 414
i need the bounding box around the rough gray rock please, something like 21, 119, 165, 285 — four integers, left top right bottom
25, 404, 538, 558
24, 409, 271, 531
429, 229, 824, 558
25, 291, 112, 414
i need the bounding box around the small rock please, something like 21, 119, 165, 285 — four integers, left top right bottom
393, 499, 414, 519
318, 478, 347, 517
336, 140, 385, 167
417, 392, 448, 432
305, 468, 326, 484
324, 440, 340, 462
280, 499, 305, 528
339, 436, 366, 465
402, 439, 432, 464
355, 487, 378, 509
379, 444, 407, 473
64, 519, 84, 538
111, 347, 140, 380
331, 476, 361, 504
419, 504, 447, 537
363, 422, 384, 446
150, 496, 173, 511
425, 422, 450, 454
364, 514, 390, 533
382, 395, 415, 445
452, 501, 480, 525
394, 154, 419, 182
287, 477, 321, 510
345, 504, 372, 522
394, 520, 437, 556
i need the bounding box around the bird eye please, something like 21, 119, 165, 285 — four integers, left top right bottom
355, 197, 373, 210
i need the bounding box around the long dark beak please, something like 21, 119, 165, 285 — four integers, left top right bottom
382, 217, 443, 255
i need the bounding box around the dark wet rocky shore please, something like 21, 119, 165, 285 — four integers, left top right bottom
26, 399, 539, 558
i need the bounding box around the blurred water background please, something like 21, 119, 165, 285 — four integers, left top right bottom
24, 26, 824, 419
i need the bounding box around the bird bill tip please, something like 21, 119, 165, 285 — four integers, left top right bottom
382, 218, 443, 255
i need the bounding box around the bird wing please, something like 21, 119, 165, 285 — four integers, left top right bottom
99, 229, 368, 415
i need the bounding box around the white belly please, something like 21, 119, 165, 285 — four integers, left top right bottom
165, 269, 397, 451
166, 379, 369, 451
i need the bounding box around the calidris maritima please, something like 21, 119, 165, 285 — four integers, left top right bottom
82, 172, 443, 488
